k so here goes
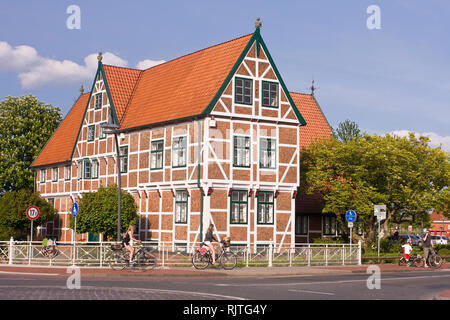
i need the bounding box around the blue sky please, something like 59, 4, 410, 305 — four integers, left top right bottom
1, 0, 449, 150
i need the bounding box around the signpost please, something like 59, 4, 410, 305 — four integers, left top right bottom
346, 210, 357, 247
26, 206, 39, 242
374, 205, 387, 257
71, 203, 79, 265
26, 206, 39, 265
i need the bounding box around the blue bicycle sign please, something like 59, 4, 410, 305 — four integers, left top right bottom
345, 210, 357, 223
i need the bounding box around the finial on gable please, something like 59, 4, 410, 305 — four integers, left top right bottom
79, 84, 84, 94
255, 18, 262, 29
310, 79, 319, 96
97, 52, 103, 62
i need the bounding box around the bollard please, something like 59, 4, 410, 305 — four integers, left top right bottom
268, 242, 273, 267
8, 237, 14, 265
246, 245, 249, 268
307, 244, 311, 266
358, 240, 362, 265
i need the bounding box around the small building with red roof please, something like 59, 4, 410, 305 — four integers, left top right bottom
430, 211, 450, 237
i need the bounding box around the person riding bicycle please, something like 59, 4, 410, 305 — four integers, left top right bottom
122, 225, 141, 263
204, 224, 218, 265
402, 238, 413, 267
422, 229, 434, 268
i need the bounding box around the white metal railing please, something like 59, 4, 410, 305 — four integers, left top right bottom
0, 238, 361, 267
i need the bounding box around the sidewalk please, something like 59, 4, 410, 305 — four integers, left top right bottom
0, 262, 448, 278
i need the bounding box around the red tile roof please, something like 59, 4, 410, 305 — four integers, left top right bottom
291, 93, 332, 214
33, 33, 317, 168
290, 92, 332, 149
120, 33, 253, 130
32, 93, 90, 167
102, 65, 142, 122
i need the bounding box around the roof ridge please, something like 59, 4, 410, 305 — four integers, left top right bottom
140, 32, 254, 73
102, 64, 143, 73
119, 70, 144, 123
289, 91, 312, 96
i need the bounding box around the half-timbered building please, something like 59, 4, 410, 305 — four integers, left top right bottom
32, 23, 332, 249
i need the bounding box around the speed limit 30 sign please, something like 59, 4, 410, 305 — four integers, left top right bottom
26, 206, 40, 220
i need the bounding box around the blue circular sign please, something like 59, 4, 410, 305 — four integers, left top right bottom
72, 203, 79, 217
346, 210, 356, 222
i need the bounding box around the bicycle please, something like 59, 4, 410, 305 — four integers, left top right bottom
41, 245, 59, 259
192, 238, 237, 270
108, 242, 157, 271
398, 253, 424, 267
427, 251, 443, 269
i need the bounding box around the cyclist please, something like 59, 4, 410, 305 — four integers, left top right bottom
122, 225, 141, 263
422, 229, 434, 268
402, 238, 413, 267
204, 224, 218, 265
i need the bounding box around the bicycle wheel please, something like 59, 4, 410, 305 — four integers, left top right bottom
430, 255, 443, 268
47, 250, 57, 259
221, 251, 237, 270
109, 251, 126, 270
135, 251, 157, 271
413, 257, 424, 268
398, 257, 406, 266
192, 251, 210, 270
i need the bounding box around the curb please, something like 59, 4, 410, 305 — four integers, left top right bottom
1, 263, 448, 278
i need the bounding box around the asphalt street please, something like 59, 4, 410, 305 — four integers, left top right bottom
0, 267, 449, 300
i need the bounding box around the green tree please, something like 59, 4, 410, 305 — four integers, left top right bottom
301, 132, 450, 247
0, 189, 57, 240
0, 95, 62, 193
332, 119, 361, 143
70, 185, 139, 240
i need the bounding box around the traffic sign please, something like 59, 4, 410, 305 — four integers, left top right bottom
346, 210, 356, 223
72, 203, 79, 217
348, 222, 354, 228
374, 205, 386, 215
26, 206, 39, 220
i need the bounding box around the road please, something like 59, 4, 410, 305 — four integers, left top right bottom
0, 268, 449, 300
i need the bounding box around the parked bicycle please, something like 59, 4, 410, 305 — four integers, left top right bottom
40, 244, 59, 259
108, 242, 157, 271
427, 251, 443, 269
192, 237, 237, 270
398, 253, 424, 267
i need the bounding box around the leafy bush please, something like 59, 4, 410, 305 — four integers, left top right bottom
69, 185, 138, 240
0, 189, 57, 240
312, 237, 346, 244
437, 248, 450, 256
434, 244, 450, 252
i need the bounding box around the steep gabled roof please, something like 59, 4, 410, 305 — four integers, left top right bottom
32, 31, 309, 168
119, 33, 253, 130
32, 93, 90, 167
291, 92, 332, 214
102, 65, 142, 123
290, 92, 332, 149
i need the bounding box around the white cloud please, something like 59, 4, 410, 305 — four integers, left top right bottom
0, 41, 163, 89
389, 130, 450, 152
0, 42, 44, 72
135, 59, 165, 70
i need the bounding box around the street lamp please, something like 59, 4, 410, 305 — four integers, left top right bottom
100, 122, 122, 242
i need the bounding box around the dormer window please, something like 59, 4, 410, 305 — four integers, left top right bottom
235, 77, 252, 105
